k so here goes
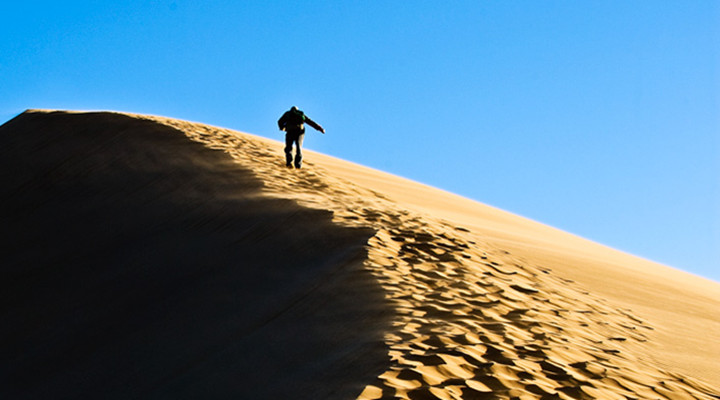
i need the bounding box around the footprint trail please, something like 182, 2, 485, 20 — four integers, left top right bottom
144, 116, 719, 400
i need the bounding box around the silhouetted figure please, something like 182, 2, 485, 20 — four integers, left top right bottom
278, 106, 324, 169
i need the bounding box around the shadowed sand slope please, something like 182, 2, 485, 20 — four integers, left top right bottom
0, 111, 388, 399
2, 110, 719, 400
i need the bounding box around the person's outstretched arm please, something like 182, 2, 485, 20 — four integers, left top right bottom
304, 116, 325, 133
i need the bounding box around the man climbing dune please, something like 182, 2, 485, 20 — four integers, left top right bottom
278, 106, 325, 169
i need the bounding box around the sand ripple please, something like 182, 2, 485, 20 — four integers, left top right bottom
144, 115, 719, 400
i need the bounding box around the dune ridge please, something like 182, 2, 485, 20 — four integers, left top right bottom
141, 113, 719, 399
2, 110, 718, 399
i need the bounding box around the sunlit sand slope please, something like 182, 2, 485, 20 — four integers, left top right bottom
2, 110, 718, 400
307, 135, 720, 391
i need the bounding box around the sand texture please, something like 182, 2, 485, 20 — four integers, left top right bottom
1, 110, 718, 399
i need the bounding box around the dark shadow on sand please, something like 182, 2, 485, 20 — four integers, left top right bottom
0, 111, 390, 399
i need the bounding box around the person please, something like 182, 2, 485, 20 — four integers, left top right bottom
277, 106, 325, 169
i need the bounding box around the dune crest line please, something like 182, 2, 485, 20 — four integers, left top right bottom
140, 113, 719, 400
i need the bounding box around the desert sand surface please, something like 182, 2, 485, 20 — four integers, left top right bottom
1, 110, 718, 399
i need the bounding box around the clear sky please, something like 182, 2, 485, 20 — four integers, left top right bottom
1, 1, 718, 282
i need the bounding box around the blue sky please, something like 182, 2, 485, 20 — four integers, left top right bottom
1, 1, 718, 282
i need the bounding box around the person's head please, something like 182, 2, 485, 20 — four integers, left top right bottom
290, 106, 298, 112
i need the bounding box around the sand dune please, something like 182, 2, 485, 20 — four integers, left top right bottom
1, 110, 718, 399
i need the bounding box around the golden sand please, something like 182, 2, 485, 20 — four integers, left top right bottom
139, 111, 719, 399
4, 110, 719, 399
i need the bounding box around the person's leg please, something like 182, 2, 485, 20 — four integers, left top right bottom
294, 134, 304, 168
284, 133, 294, 167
